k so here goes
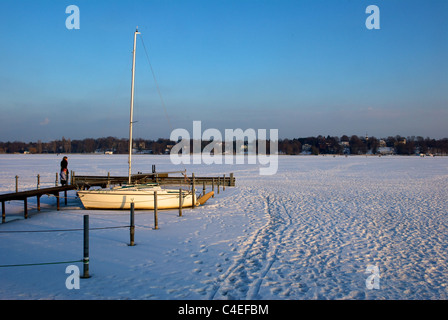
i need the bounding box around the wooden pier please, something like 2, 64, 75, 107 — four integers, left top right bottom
1, 185, 76, 223
72, 172, 236, 189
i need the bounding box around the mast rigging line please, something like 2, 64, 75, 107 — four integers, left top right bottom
138, 33, 173, 130
137, 31, 188, 181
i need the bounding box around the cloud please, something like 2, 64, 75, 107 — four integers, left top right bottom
40, 118, 50, 126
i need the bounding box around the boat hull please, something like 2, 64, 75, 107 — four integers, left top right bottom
78, 188, 197, 210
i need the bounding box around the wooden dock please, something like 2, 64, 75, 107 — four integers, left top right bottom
72, 172, 236, 189
1, 185, 76, 222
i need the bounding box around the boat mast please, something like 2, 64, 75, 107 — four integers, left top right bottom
129, 27, 140, 184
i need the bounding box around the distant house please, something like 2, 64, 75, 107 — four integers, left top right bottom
301, 144, 312, 155
339, 141, 350, 154
377, 147, 394, 155
165, 144, 174, 154
137, 150, 152, 154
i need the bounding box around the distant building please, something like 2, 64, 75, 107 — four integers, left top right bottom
301, 144, 312, 155
377, 147, 394, 155
339, 141, 350, 154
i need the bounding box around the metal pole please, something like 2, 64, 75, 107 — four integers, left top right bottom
24, 198, 28, 219
130, 202, 135, 246
154, 191, 158, 230
179, 189, 183, 217
192, 173, 196, 208
81, 215, 90, 278
217, 176, 220, 194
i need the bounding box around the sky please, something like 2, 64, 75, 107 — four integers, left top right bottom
0, 0, 447, 142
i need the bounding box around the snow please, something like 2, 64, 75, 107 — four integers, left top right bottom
0, 154, 447, 300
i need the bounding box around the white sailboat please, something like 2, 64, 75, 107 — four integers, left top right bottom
78, 183, 198, 210
78, 28, 209, 210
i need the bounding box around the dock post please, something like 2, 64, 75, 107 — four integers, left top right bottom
55, 173, 58, 186
203, 181, 206, 197
15, 176, 18, 193
81, 215, 90, 278
64, 189, 68, 206
154, 191, 158, 230
24, 198, 28, 219
130, 203, 135, 246
56, 192, 60, 211
212, 178, 215, 198
217, 176, 220, 194
37, 174, 40, 189
2, 202, 5, 223
223, 174, 226, 191
179, 189, 183, 217
192, 173, 196, 208
37, 195, 41, 212
230, 173, 234, 186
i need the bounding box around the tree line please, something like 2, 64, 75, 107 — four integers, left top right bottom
277, 135, 448, 155
0, 135, 447, 155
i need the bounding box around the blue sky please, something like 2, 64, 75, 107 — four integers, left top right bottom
0, 0, 447, 142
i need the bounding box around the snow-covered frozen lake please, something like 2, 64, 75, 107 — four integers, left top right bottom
0, 154, 447, 300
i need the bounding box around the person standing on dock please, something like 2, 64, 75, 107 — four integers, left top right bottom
60, 156, 68, 186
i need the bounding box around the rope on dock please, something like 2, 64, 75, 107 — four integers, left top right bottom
0, 225, 130, 233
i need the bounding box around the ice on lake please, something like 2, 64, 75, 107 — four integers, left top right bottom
0, 154, 447, 300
